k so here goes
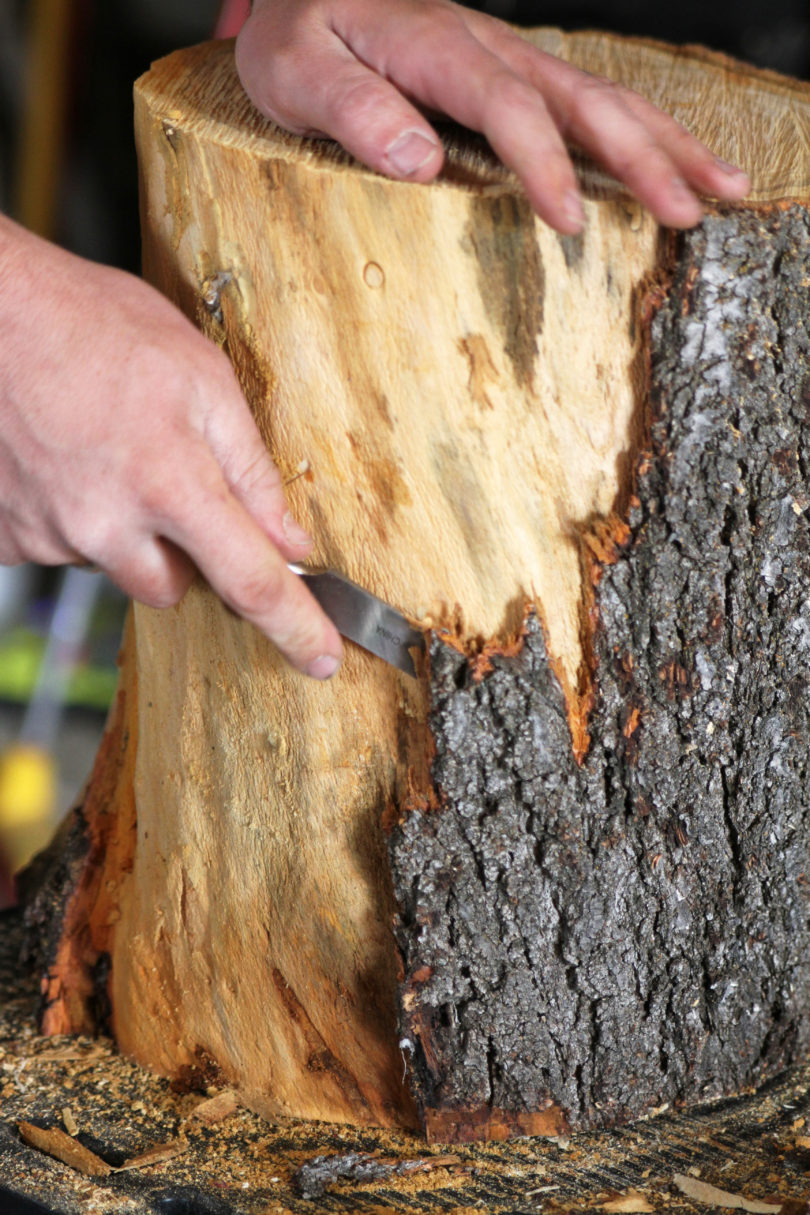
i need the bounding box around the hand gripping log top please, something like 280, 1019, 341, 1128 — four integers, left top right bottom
29, 33, 810, 1142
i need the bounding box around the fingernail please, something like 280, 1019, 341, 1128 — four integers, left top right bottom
386, 129, 439, 176
714, 156, 748, 178
307, 654, 341, 680
562, 189, 585, 231
282, 511, 312, 547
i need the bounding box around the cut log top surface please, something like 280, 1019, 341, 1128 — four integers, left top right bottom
140, 31, 810, 202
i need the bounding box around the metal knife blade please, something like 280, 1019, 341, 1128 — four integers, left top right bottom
289, 564, 424, 677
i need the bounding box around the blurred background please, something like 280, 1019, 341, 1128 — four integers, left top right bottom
0, 0, 807, 896
0, 0, 222, 894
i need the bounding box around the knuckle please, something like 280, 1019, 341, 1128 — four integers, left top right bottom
567, 75, 616, 125
251, 81, 310, 133
330, 73, 397, 130
135, 459, 185, 522
127, 547, 194, 610
227, 560, 286, 622
410, 4, 465, 42
136, 575, 181, 611
488, 71, 537, 117
568, 72, 635, 129
237, 37, 327, 132
143, 448, 223, 528
127, 329, 189, 388
227, 449, 282, 499
57, 504, 115, 564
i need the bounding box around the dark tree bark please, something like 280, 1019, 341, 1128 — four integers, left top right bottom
392, 207, 810, 1139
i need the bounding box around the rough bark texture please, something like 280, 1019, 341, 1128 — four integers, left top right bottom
392, 206, 810, 1138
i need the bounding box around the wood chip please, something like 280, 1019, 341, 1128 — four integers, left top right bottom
673, 1173, 782, 1212
18, 1122, 112, 1176
32, 1045, 108, 1065
116, 1139, 188, 1172
795, 1135, 810, 1149
61, 1107, 78, 1136
190, 1090, 239, 1124
600, 1190, 654, 1212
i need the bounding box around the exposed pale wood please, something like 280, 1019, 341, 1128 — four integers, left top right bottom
34, 34, 810, 1135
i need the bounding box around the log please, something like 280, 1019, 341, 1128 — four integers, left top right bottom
25, 32, 810, 1142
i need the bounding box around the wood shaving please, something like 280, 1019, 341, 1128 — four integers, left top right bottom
115, 1139, 188, 1172
599, 1190, 654, 1212
62, 1106, 79, 1136
189, 1090, 239, 1124
30, 1044, 109, 1065
17, 1121, 112, 1176
673, 1173, 782, 1212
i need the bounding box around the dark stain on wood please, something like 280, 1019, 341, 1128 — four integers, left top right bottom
270, 968, 371, 1113
169, 1046, 222, 1095
464, 194, 543, 392
423, 1102, 569, 1144
346, 431, 412, 539
557, 230, 585, 270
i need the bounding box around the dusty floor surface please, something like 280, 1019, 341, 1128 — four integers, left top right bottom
1, 911, 810, 1214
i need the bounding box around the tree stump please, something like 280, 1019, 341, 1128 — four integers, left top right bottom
27, 33, 810, 1143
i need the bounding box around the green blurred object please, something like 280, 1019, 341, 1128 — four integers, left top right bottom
0, 572, 123, 713
0, 624, 118, 710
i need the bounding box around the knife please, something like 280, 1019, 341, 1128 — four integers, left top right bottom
288, 564, 425, 677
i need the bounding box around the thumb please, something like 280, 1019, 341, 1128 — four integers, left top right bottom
235, 9, 444, 182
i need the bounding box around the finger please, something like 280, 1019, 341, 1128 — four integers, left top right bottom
161, 462, 343, 678
236, 11, 444, 183
202, 390, 315, 560
463, 14, 749, 223
100, 537, 197, 610
549, 71, 705, 229
333, 6, 585, 231
603, 84, 750, 201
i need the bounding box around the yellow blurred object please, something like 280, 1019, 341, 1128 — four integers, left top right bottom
0, 743, 57, 870
0, 569, 104, 873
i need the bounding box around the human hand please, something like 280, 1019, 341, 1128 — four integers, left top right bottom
0, 216, 343, 679
235, 0, 750, 234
